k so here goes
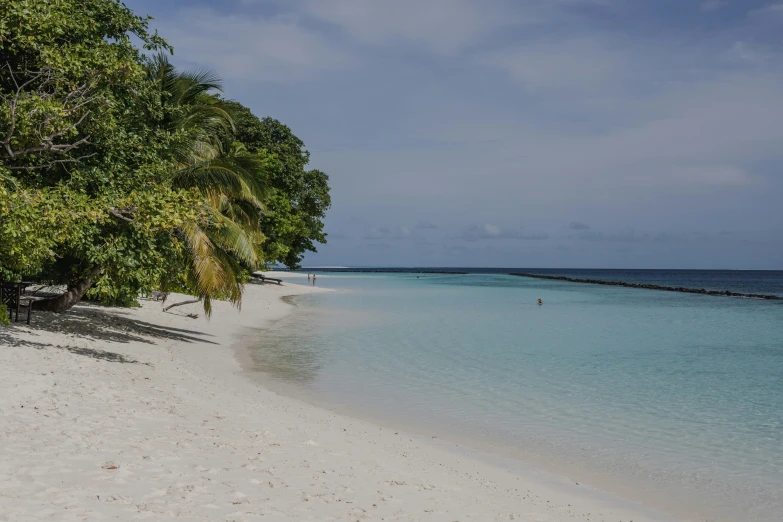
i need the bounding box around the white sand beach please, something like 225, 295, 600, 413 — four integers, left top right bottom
0, 277, 673, 521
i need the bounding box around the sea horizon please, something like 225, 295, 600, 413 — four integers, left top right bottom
298, 266, 782, 270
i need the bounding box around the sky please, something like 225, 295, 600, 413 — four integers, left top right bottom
127, 0, 783, 269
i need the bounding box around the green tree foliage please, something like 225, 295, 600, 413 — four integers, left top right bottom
0, 0, 209, 311
0, 0, 331, 316
146, 55, 268, 314
221, 101, 331, 269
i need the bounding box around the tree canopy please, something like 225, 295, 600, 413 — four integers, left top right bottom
0, 0, 331, 314
221, 101, 331, 269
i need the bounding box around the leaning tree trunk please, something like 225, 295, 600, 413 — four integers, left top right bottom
33, 266, 102, 313
162, 299, 200, 312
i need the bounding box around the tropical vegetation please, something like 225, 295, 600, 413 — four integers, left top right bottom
0, 0, 330, 315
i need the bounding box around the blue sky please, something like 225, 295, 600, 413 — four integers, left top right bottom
127, 0, 783, 268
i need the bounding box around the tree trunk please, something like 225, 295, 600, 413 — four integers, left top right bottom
162, 299, 200, 312
33, 266, 102, 313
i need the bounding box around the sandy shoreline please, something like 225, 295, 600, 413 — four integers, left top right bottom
1, 277, 674, 521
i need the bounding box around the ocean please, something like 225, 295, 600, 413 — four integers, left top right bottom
244, 269, 783, 521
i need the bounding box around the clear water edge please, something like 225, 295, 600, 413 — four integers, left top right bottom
237, 298, 693, 522
239, 273, 783, 522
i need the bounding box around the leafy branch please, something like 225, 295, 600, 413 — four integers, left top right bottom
108, 205, 139, 224
1, 63, 104, 167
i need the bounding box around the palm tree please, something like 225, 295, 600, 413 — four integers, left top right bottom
147, 54, 268, 314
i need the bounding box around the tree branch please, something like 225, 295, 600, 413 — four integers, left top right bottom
163, 299, 201, 312
7, 153, 97, 171
108, 205, 139, 224
1, 63, 102, 162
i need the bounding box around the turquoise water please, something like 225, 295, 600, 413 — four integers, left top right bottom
247, 273, 783, 521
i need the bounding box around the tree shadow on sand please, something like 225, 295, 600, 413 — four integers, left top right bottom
0, 332, 149, 364
63, 345, 150, 364
0, 301, 217, 362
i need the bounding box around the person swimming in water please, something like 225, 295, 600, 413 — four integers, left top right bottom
538, 298, 543, 306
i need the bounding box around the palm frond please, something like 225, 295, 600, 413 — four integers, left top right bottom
208, 213, 260, 268
149, 57, 269, 314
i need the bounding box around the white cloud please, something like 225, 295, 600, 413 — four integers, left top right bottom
571, 230, 650, 243
569, 222, 591, 230
157, 8, 356, 83
298, 0, 522, 54
749, 2, 783, 15
483, 224, 500, 237
363, 226, 415, 240
700, 0, 727, 12
644, 165, 755, 186
481, 38, 626, 92
724, 41, 770, 63
410, 69, 783, 197
456, 225, 549, 242
415, 221, 438, 230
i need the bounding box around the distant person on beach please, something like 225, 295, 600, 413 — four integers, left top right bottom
307, 273, 311, 282
312, 274, 316, 286
538, 298, 543, 306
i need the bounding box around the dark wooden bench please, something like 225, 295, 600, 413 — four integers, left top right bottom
251, 274, 283, 285
1, 282, 34, 324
